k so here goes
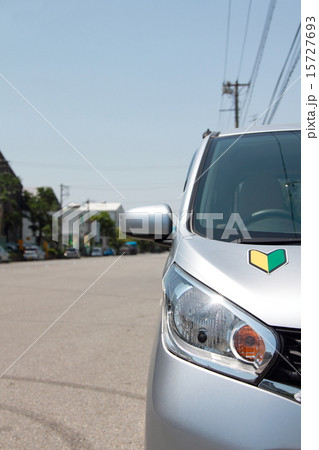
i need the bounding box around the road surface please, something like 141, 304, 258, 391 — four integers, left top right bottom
0, 253, 167, 449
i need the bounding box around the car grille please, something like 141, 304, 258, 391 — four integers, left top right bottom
265, 328, 301, 388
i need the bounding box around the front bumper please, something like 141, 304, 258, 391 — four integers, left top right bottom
145, 327, 301, 450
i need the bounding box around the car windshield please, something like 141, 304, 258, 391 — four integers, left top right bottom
192, 130, 301, 243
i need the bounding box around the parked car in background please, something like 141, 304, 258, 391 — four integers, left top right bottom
121, 124, 301, 450
91, 247, 102, 256
103, 248, 115, 256
64, 247, 80, 258
23, 245, 46, 261
6, 242, 18, 253
0, 245, 10, 263
119, 241, 138, 255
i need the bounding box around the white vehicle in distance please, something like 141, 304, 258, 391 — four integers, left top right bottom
120, 124, 301, 450
0, 245, 10, 263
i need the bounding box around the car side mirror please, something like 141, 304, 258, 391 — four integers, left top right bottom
120, 204, 173, 243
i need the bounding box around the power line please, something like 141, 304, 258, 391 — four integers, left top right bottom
237, 0, 252, 80
69, 183, 181, 191
218, 0, 232, 129
10, 160, 188, 172
219, 0, 253, 128
241, 0, 277, 124
262, 23, 301, 124
223, 0, 232, 81
265, 46, 300, 124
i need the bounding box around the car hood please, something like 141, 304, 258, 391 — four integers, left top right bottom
173, 236, 300, 328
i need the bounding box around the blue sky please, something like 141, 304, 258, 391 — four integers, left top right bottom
0, 0, 301, 213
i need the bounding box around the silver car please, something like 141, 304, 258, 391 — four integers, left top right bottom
64, 247, 81, 258
121, 124, 301, 450
23, 245, 46, 261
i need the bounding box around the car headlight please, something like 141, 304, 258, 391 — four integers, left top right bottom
162, 264, 279, 383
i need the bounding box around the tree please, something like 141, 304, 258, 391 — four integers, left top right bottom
0, 172, 22, 240
92, 212, 127, 252
109, 227, 127, 252
23, 187, 60, 245
92, 211, 116, 239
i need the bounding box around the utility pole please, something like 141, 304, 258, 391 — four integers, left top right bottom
60, 184, 70, 208
58, 184, 69, 250
222, 81, 250, 128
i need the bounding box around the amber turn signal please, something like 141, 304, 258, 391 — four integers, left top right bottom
233, 325, 266, 364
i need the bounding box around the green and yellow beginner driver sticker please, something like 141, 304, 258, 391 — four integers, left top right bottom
248, 249, 287, 274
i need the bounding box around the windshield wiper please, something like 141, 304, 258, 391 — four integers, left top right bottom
234, 237, 301, 245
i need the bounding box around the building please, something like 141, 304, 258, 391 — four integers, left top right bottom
85, 202, 124, 227
87, 202, 124, 249
56, 201, 124, 250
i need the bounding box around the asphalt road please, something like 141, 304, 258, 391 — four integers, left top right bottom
0, 253, 167, 449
